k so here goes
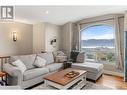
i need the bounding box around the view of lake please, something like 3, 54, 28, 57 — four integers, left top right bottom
81, 39, 115, 48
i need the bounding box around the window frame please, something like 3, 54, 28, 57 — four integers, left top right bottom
80, 24, 117, 65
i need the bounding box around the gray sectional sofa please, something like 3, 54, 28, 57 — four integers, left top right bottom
71, 52, 103, 82
3, 51, 104, 89
72, 62, 103, 81
3, 52, 63, 89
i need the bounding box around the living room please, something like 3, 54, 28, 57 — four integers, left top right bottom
0, 5, 127, 90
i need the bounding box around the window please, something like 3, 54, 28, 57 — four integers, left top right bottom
81, 25, 116, 65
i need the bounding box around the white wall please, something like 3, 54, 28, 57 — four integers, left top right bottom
33, 22, 62, 53
61, 22, 74, 56
45, 23, 61, 52
33, 22, 45, 53
0, 21, 33, 56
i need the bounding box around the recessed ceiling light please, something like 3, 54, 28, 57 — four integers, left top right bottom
45, 11, 49, 14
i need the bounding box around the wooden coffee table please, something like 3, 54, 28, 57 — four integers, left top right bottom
44, 68, 87, 89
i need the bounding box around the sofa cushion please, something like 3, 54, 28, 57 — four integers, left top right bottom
23, 68, 49, 81
10, 54, 36, 70
37, 52, 54, 65
72, 62, 103, 73
46, 63, 63, 72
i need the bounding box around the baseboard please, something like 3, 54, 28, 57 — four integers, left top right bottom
104, 70, 124, 77
25, 81, 44, 89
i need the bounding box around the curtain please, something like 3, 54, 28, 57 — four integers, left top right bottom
74, 24, 81, 51
77, 24, 81, 50
115, 16, 124, 70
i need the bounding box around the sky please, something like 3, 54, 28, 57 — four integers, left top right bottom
81, 25, 114, 40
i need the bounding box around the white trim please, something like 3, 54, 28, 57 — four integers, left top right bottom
104, 70, 124, 77
124, 32, 126, 81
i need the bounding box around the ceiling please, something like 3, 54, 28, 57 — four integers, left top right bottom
15, 6, 127, 25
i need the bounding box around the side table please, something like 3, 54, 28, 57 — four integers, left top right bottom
63, 61, 73, 69
0, 72, 8, 86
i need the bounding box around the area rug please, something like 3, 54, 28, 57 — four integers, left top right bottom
32, 81, 112, 90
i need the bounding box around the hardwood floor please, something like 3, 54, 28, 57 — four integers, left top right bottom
96, 74, 127, 89
28, 74, 127, 90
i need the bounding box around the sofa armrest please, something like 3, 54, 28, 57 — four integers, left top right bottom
3, 63, 23, 85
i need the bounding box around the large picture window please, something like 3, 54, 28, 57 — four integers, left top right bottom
81, 25, 116, 65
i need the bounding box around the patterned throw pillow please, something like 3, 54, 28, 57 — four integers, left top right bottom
53, 51, 65, 57
55, 56, 67, 63
57, 51, 65, 56
76, 52, 85, 63
11, 60, 27, 73
34, 56, 47, 68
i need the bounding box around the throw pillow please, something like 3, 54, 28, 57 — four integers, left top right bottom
34, 56, 47, 68
55, 56, 67, 63
57, 51, 65, 56
11, 60, 27, 73
76, 52, 85, 63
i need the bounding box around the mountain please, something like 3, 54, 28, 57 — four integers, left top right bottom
81, 39, 115, 47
